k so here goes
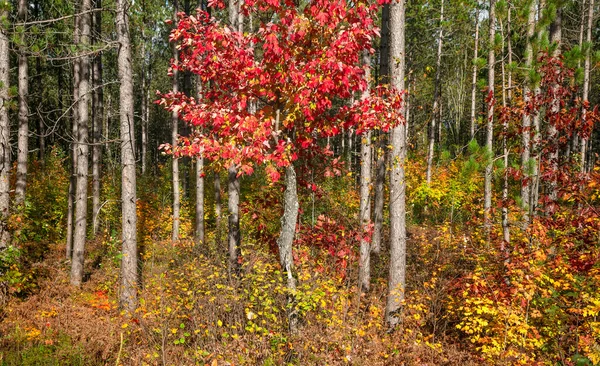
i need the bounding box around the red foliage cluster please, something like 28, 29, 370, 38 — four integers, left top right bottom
158, 0, 403, 181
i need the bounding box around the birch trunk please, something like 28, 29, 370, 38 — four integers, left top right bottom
426, 0, 444, 185
172, 0, 181, 243
386, 0, 407, 329
521, 0, 536, 228
470, 4, 480, 140
227, 166, 240, 274
15, 0, 28, 205
0, 9, 10, 249
278, 164, 299, 333
581, 0, 594, 172
358, 52, 372, 292
548, 7, 561, 203
70, 0, 92, 286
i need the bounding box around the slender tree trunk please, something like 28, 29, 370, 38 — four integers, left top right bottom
358, 52, 372, 293
278, 164, 299, 333
215, 172, 222, 233
91, 0, 103, 236
521, 0, 536, 229
581, 0, 594, 172
483, 0, 496, 234
426, 0, 444, 185
386, 0, 407, 329
116, 0, 137, 312
227, 165, 240, 274
194, 80, 205, 245
70, 0, 92, 286
0, 9, 10, 249
548, 7, 561, 203
195, 157, 205, 244
141, 36, 148, 175
470, 4, 480, 140
379, 4, 390, 84
172, 0, 181, 243
372, 138, 385, 254
500, 15, 510, 245
15, 0, 29, 206
66, 12, 80, 259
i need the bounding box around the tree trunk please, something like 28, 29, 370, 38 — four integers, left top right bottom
172, 0, 181, 243
91, 0, 103, 236
379, 4, 390, 84
196, 157, 205, 245
470, 4, 480, 140
547, 6, 561, 204
371, 139, 385, 254
116, 0, 138, 312
500, 14, 510, 245
215, 172, 222, 235
15, 0, 29, 206
66, 11, 80, 259
581, 0, 594, 172
426, 0, 444, 185
483, 0, 495, 234
0, 8, 10, 249
386, 0, 407, 329
521, 0, 536, 229
358, 52, 372, 292
70, 0, 92, 286
227, 165, 240, 274
278, 164, 299, 333
141, 39, 149, 175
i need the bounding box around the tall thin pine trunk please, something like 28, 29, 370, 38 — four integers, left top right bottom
0, 8, 10, 248
548, 7, 561, 203
426, 0, 444, 185
117, 0, 138, 312
483, 0, 496, 234
91, 0, 103, 236
386, 0, 407, 329
66, 11, 80, 259
15, 0, 28, 205
71, 0, 92, 286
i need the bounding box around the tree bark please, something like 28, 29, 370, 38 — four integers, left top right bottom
66, 11, 80, 259
196, 157, 205, 245
426, 0, 444, 186
547, 6, 561, 203
278, 164, 299, 333
71, 0, 92, 286
470, 4, 480, 140
483, 0, 495, 235
227, 166, 240, 274
215, 172, 222, 235
581, 0, 594, 172
91, 0, 103, 236
116, 0, 138, 312
521, 0, 536, 229
172, 0, 181, 243
386, 0, 407, 329
15, 0, 29, 206
0, 8, 10, 249
358, 52, 372, 293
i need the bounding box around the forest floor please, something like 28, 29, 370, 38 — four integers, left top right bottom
0, 227, 479, 365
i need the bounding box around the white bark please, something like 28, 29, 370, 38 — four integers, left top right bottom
172, 0, 181, 243
581, 0, 594, 172
15, 0, 29, 205
483, 0, 495, 234
0, 9, 10, 248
